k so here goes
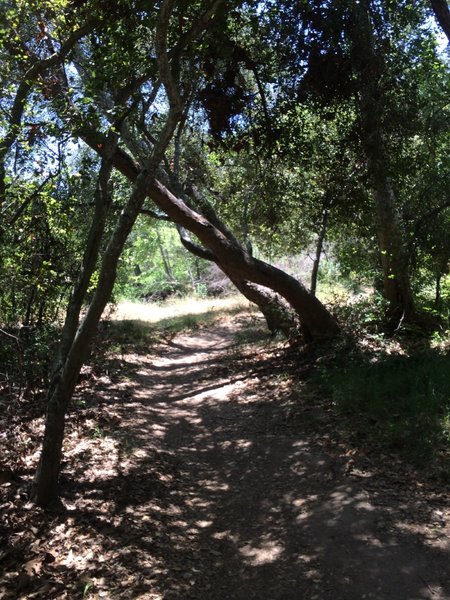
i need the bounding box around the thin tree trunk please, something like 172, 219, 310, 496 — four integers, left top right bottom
37, 299, 46, 327
310, 208, 329, 296
350, 0, 414, 321
435, 272, 442, 308
32, 171, 149, 507
155, 226, 174, 282
24, 286, 36, 327
53, 143, 116, 378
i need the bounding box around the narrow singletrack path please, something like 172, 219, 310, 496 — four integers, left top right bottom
98, 317, 449, 600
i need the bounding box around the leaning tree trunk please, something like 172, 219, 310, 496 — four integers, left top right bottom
32, 0, 221, 507
32, 171, 149, 507
81, 129, 340, 340
431, 0, 450, 42
33, 146, 116, 507
150, 180, 340, 340
233, 279, 298, 336
177, 225, 298, 336
350, 0, 415, 321
54, 139, 117, 378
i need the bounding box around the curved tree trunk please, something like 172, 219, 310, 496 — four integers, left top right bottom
150, 180, 340, 340
234, 279, 298, 336
81, 130, 340, 340
55, 139, 117, 374
177, 225, 298, 336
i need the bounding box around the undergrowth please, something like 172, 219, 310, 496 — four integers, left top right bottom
317, 351, 450, 470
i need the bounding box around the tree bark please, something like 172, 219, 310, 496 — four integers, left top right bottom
233, 279, 298, 336
151, 181, 340, 340
32, 171, 149, 507
431, 0, 450, 42
372, 177, 415, 319
54, 139, 117, 377
350, 0, 415, 320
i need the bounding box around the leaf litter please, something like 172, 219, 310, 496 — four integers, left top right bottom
0, 310, 449, 599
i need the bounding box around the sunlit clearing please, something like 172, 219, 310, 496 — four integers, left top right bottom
109, 295, 252, 323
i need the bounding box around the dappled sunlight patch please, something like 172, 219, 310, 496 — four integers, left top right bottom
239, 538, 284, 566
195, 519, 213, 528
295, 509, 313, 523
219, 438, 253, 451
199, 479, 230, 493
327, 487, 365, 510
195, 381, 244, 402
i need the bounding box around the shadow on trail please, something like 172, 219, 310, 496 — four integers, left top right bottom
54, 320, 450, 600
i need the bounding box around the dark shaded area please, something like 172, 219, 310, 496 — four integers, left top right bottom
316, 349, 450, 469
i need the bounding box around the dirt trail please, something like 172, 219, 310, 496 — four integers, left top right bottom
101, 317, 449, 600
2, 314, 449, 600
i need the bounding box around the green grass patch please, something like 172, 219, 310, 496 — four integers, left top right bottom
319, 351, 450, 465
104, 319, 160, 351
156, 311, 215, 332
112, 310, 214, 337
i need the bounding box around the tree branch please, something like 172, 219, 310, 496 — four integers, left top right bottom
431, 0, 450, 42
177, 225, 217, 261
0, 19, 96, 203
155, 0, 183, 114
139, 208, 172, 221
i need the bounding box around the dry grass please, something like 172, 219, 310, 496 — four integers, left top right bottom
108, 295, 252, 323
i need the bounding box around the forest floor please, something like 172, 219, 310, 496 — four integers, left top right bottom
1, 302, 450, 599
